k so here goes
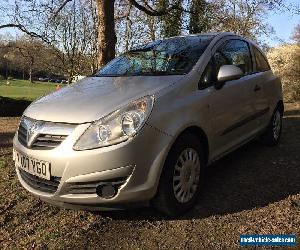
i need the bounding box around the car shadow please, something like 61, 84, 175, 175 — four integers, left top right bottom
97, 114, 300, 221
0, 96, 31, 117
0, 132, 15, 149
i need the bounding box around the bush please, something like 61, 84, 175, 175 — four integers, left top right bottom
0, 75, 5, 80
267, 44, 300, 102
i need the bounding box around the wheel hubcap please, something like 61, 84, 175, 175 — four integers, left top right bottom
273, 110, 281, 140
173, 148, 201, 203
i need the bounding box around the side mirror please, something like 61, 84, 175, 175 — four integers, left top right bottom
215, 65, 243, 89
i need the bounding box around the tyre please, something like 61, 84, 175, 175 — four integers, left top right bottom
152, 132, 205, 216
260, 106, 283, 146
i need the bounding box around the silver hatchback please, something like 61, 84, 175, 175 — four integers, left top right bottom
13, 32, 283, 216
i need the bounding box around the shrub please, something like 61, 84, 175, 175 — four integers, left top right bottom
267, 44, 300, 102
0, 75, 5, 80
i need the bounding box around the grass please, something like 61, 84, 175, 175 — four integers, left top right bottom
0, 79, 56, 101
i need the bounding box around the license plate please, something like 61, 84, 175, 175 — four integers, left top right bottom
13, 149, 51, 180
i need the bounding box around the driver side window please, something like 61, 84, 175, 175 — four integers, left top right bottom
199, 60, 215, 88
199, 39, 253, 89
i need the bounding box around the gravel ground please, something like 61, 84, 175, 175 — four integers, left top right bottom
0, 103, 299, 249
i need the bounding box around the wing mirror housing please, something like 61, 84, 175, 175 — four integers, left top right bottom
215, 65, 244, 89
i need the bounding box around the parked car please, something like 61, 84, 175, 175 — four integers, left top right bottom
73, 75, 86, 83
31, 77, 39, 82
38, 77, 49, 82
13, 32, 283, 216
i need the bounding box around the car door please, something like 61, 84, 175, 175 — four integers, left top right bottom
198, 38, 259, 159
250, 46, 272, 126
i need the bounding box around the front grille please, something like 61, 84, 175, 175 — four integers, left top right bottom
19, 168, 61, 194
17, 117, 73, 150
18, 123, 27, 146
32, 134, 68, 149
64, 177, 128, 194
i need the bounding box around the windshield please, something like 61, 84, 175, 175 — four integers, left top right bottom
94, 35, 214, 77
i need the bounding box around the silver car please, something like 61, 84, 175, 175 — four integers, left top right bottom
13, 32, 283, 216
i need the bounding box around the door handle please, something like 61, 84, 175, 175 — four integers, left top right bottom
254, 85, 261, 92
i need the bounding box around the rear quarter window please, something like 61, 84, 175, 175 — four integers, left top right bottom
253, 46, 271, 72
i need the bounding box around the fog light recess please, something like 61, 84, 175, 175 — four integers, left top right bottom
96, 184, 117, 199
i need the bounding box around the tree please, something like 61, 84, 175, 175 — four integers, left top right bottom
189, 0, 211, 34
158, 0, 182, 37
292, 23, 300, 44
115, 0, 162, 53
0, 0, 99, 80
0, 0, 187, 67
267, 23, 300, 101
95, 0, 117, 66
267, 44, 300, 101
0, 0, 293, 69
0, 35, 62, 81
15, 39, 39, 83
51, 0, 98, 81
95, 0, 186, 63
209, 0, 280, 40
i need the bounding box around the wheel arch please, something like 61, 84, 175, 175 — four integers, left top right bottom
171, 125, 210, 165
277, 100, 284, 114
151, 125, 210, 213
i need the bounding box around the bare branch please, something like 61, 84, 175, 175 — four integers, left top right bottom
53, 0, 73, 18
128, 0, 191, 16
0, 23, 50, 44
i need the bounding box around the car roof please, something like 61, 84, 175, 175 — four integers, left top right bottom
166, 32, 260, 49
156, 32, 253, 47
164, 32, 237, 40
130, 32, 260, 55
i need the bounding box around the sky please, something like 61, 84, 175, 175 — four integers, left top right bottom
263, 0, 300, 46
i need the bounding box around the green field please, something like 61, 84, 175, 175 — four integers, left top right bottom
0, 79, 56, 101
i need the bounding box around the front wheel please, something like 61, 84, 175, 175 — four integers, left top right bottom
260, 106, 283, 146
152, 133, 205, 216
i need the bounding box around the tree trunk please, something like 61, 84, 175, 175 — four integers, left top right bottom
147, 16, 156, 41
29, 66, 32, 83
95, 0, 117, 67
29, 58, 34, 83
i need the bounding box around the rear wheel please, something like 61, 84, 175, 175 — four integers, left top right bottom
260, 106, 283, 146
152, 133, 205, 216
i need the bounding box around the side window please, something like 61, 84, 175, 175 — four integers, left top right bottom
215, 39, 253, 75
199, 59, 215, 89
199, 39, 253, 89
253, 46, 271, 72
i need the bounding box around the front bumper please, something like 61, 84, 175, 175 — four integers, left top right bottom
13, 123, 172, 210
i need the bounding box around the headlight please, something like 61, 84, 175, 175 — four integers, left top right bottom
73, 96, 154, 150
